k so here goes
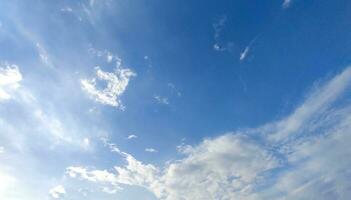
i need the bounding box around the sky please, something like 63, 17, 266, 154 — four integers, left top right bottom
1, 0, 351, 199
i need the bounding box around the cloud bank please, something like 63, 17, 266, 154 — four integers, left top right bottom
67, 67, 351, 199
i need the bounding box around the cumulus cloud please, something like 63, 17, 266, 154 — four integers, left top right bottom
0, 63, 22, 100
66, 67, 351, 199
81, 64, 136, 109
49, 185, 66, 199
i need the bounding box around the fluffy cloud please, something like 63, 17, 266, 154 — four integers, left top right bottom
66, 67, 351, 199
0, 63, 22, 100
81, 65, 136, 109
156, 134, 279, 200
49, 185, 66, 199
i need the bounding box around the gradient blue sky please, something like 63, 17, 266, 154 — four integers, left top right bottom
1, 0, 351, 199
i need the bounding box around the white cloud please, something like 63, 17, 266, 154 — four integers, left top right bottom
156, 134, 278, 200
0, 146, 4, 153
0, 172, 17, 196
239, 37, 258, 62
66, 167, 117, 183
66, 67, 351, 199
282, 0, 292, 8
67, 134, 278, 199
127, 134, 137, 140
154, 95, 169, 105
49, 185, 66, 199
267, 67, 351, 142
102, 187, 118, 194
240, 46, 250, 61
145, 148, 158, 153
81, 65, 136, 109
0, 63, 22, 100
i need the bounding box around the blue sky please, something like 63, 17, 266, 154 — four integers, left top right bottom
1, 0, 351, 199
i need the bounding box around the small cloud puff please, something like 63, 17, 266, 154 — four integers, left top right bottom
127, 134, 137, 140
49, 185, 66, 199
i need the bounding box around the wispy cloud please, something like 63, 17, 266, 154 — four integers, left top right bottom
213, 15, 231, 52
239, 46, 250, 61
239, 37, 259, 62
